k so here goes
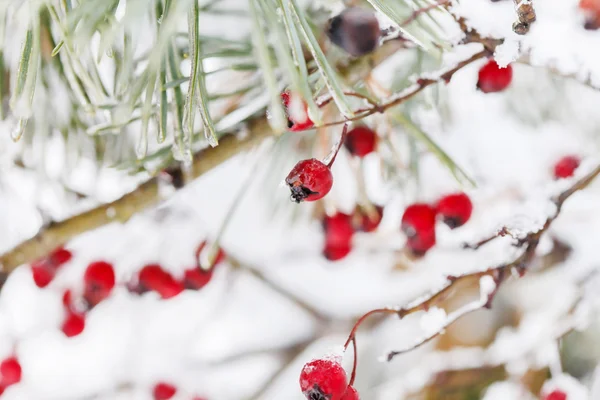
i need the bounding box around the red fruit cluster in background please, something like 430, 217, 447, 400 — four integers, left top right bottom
153, 382, 177, 400
580, 0, 600, 29
0, 356, 22, 395
402, 192, 473, 256
300, 358, 357, 400
30, 247, 72, 288
553, 155, 581, 179
544, 390, 567, 400
286, 159, 334, 203
477, 60, 513, 93
281, 91, 314, 131
344, 126, 378, 158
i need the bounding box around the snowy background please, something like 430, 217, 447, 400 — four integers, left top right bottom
1, 0, 600, 399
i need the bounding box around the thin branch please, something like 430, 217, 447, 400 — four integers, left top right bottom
402, 0, 451, 27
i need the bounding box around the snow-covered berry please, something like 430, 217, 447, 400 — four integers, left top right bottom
83, 261, 116, 307
401, 203, 437, 255
0, 357, 21, 387
544, 390, 567, 400
327, 7, 381, 57
344, 126, 377, 157
477, 60, 513, 93
282, 91, 314, 131
286, 159, 333, 203
300, 358, 348, 400
153, 382, 177, 400
553, 155, 580, 179
436, 193, 473, 229
137, 264, 184, 299
341, 385, 360, 400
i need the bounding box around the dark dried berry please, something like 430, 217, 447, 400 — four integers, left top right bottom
477, 60, 513, 93
327, 8, 381, 57
286, 159, 333, 203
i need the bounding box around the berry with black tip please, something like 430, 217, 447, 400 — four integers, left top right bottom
477, 60, 513, 93
282, 91, 314, 131
153, 382, 177, 400
286, 159, 333, 203
83, 261, 116, 307
344, 126, 377, 157
544, 390, 567, 400
553, 155, 580, 179
327, 7, 381, 57
341, 386, 360, 400
401, 203, 437, 255
436, 193, 473, 229
0, 357, 21, 387
299, 358, 348, 400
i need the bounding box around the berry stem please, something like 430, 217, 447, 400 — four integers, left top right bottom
348, 336, 358, 387
325, 122, 349, 169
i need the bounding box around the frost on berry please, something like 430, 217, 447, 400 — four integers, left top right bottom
136, 264, 184, 299
553, 155, 580, 179
327, 7, 381, 57
286, 159, 334, 203
299, 358, 348, 400
436, 192, 473, 229
544, 390, 567, 400
401, 203, 437, 255
281, 91, 314, 131
61, 311, 86, 337
83, 261, 116, 307
344, 126, 378, 158
153, 382, 177, 400
0, 357, 22, 387
477, 60, 513, 93
341, 385, 360, 400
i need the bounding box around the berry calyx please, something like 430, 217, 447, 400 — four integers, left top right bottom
137, 264, 184, 299
61, 311, 85, 337
355, 205, 383, 232
341, 386, 360, 400
477, 60, 513, 93
435, 193, 473, 229
344, 126, 377, 157
300, 358, 348, 400
553, 155, 580, 179
544, 390, 567, 400
327, 7, 381, 57
281, 91, 314, 131
0, 357, 21, 387
286, 159, 333, 203
83, 261, 116, 307
153, 382, 177, 400
401, 203, 437, 255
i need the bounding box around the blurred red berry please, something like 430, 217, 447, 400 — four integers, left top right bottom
300, 358, 348, 400
183, 268, 213, 290
49, 247, 73, 266
0, 357, 21, 387
327, 7, 381, 56
323, 244, 353, 261
323, 213, 354, 248
341, 385, 360, 400
344, 126, 377, 157
477, 60, 513, 93
281, 91, 314, 131
580, 0, 600, 29
153, 382, 177, 400
286, 159, 333, 203
436, 193, 473, 229
356, 206, 383, 232
553, 155, 580, 179
544, 390, 567, 400
62, 311, 85, 337
31, 264, 55, 288
137, 265, 184, 299
83, 261, 116, 307
401, 203, 437, 255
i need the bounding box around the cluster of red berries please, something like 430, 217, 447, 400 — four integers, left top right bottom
580, 0, 600, 29
299, 358, 359, 400
285, 126, 378, 203
401, 192, 473, 255
322, 205, 384, 261
543, 390, 567, 400
129, 241, 226, 299
553, 155, 580, 179
0, 357, 21, 395
477, 59, 513, 93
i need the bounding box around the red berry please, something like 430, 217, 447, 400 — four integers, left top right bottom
341, 386, 360, 400
553, 155, 580, 179
183, 268, 213, 290
49, 247, 73, 266
344, 126, 377, 157
83, 261, 116, 307
323, 213, 354, 248
61, 311, 85, 337
436, 193, 473, 229
401, 203, 437, 255
327, 7, 381, 57
281, 91, 314, 131
544, 390, 567, 400
300, 358, 348, 400
137, 265, 184, 299
477, 60, 513, 93
286, 159, 333, 203
153, 382, 177, 400
0, 357, 21, 387
195, 241, 226, 269
323, 244, 353, 261
31, 264, 55, 288
356, 206, 383, 232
